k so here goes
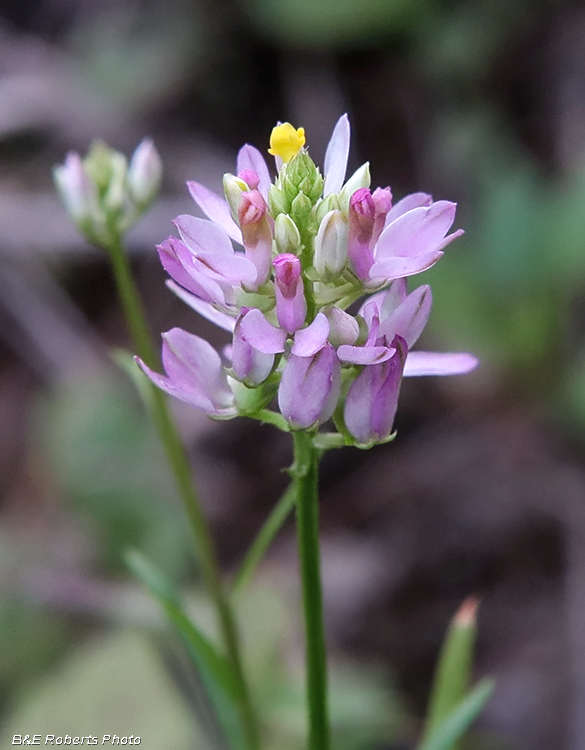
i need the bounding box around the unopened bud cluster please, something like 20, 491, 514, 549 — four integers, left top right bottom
54, 139, 162, 246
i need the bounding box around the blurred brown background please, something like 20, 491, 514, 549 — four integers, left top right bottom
2, 0, 585, 748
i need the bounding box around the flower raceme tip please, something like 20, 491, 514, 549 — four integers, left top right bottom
137, 115, 478, 446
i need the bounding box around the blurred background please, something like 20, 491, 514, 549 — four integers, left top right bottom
1, 0, 585, 747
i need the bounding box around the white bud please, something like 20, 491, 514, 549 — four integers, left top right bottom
314, 209, 348, 280
127, 137, 162, 209
53, 152, 98, 225
274, 213, 301, 255
338, 162, 371, 213
325, 307, 360, 348
223, 173, 249, 223
104, 152, 128, 214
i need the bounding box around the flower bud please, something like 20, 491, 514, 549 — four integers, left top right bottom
238, 190, 272, 288
127, 137, 163, 210
278, 344, 341, 429
237, 169, 260, 189
273, 253, 307, 333
224, 173, 249, 223
281, 152, 324, 206
275, 213, 302, 255
231, 310, 275, 386
53, 152, 99, 228
290, 191, 313, 229
268, 185, 290, 217
314, 209, 348, 281
347, 188, 376, 281
325, 307, 360, 348
338, 162, 371, 213
344, 336, 407, 446
103, 152, 129, 215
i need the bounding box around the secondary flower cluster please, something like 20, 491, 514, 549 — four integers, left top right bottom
138, 116, 477, 447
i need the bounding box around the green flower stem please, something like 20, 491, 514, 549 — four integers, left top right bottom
106, 238, 260, 750
232, 483, 296, 596
291, 431, 330, 750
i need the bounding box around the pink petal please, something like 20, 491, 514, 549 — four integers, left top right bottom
237, 144, 272, 200
239, 309, 287, 354
291, 313, 330, 357
358, 279, 407, 318
368, 250, 444, 283
324, 114, 350, 196
173, 214, 234, 256
384, 192, 433, 225
187, 181, 243, 244
157, 239, 227, 305
196, 251, 258, 287
380, 285, 432, 348
278, 345, 341, 429
375, 200, 458, 262
337, 344, 395, 365
165, 281, 236, 332
137, 329, 235, 414
403, 351, 479, 376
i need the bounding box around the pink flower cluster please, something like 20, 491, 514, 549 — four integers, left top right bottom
138, 115, 477, 446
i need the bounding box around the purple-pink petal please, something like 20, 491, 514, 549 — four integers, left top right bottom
403, 351, 479, 377
278, 344, 341, 429
384, 192, 433, 225
187, 181, 243, 244
157, 239, 227, 305
173, 214, 234, 256
237, 144, 272, 200
368, 250, 444, 284
337, 344, 395, 365
239, 309, 287, 354
324, 114, 350, 196
375, 200, 458, 263
291, 313, 330, 357
344, 337, 407, 444
137, 328, 235, 414
380, 284, 432, 348
165, 281, 236, 332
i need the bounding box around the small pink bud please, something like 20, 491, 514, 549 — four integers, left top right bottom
238, 190, 272, 288
237, 169, 260, 190
273, 253, 307, 333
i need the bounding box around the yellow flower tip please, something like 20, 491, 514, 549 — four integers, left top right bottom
268, 123, 306, 163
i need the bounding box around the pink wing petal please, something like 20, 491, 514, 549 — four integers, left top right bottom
403, 351, 479, 376
187, 181, 243, 244
291, 313, 330, 357
384, 192, 433, 226
239, 309, 287, 354
337, 344, 395, 365
174, 214, 234, 256
368, 250, 444, 284
375, 201, 458, 261
237, 144, 272, 200
165, 281, 236, 332
324, 114, 351, 196
380, 285, 432, 348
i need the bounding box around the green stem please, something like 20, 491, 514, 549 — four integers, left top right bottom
232, 483, 296, 596
292, 431, 330, 750
106, 239, 260, 750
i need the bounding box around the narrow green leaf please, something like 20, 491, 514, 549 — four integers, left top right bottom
232, 483, 296, 595
125, 550, 246, 749
418, 679, 495, 750
422, 598, 479, 746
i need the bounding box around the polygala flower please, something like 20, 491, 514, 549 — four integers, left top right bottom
137, 115, 478, 445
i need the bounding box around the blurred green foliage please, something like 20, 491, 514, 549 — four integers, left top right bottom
36, 373, 192, 578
